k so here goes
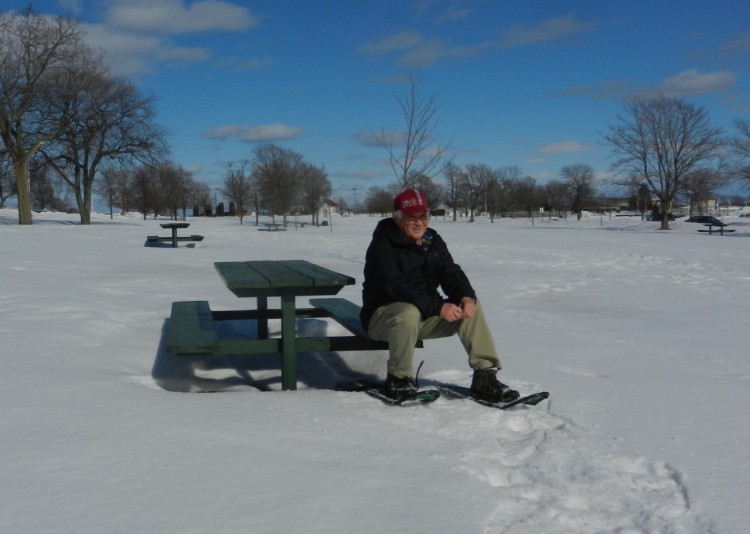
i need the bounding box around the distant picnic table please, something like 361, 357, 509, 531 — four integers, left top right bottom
147, 222, 204, 247
258, 222, 286, 232
697, 222, 735, 236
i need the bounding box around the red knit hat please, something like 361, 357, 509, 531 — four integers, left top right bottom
393, 189, 429, 216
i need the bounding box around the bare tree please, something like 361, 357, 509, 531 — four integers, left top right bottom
730, 119, 750, 185
190, 181, 212, 216
0, 10, 87, 224
681, 168, 724, 215
616, 174, 651, 219
222, 160, 253, 224
462, 163, 496, 222
252, 143, 304, 225
485, 177, 502, 222
495, 165, 525, 216
442, 160, 464, 221
604, 96, 724, 229
561, 164, 596, 220
40, 61, 167, 224
513, 176, 539, 217
364, 186, 393, 216
376, 74, 449, 187
247, 172, 262, 224
157, 162, 193, 220
29, 165, 56, 211
410, 173, 442, 214
298, 163, 331, 226
130, 165, 160, 220
96, 165, 132, 219
538, 180, 570, 219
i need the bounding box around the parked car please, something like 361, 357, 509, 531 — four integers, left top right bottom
646, 212, 675, 221
685, 215, 722, 225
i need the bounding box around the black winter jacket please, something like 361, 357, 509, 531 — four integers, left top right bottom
360, 218, 476, 330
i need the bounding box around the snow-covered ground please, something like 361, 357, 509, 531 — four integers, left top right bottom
2, 208, 748, 533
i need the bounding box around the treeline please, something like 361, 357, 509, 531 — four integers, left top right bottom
362, 163, 603, 222
94, 143, 334, 225
359, 156, 748, 224
361, 95, 750, 229
96, 162, 213, 220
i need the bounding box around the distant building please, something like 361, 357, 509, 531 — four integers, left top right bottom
319, 198, 341, 220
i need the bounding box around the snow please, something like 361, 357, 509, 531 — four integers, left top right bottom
2, 208, 749, 533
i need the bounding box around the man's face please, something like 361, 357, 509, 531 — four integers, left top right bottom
395, 211, 429, 243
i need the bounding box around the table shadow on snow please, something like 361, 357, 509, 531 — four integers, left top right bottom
151, 316, 382, 393
143, 239, 198, 248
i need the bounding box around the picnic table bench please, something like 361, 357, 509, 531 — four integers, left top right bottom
697, 222, 735, 235
166, 260, 420, 390
147, 222, 204, 247
258, 222, 286, 231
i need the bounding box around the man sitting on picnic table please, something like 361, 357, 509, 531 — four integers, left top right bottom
360, 188, 520, 402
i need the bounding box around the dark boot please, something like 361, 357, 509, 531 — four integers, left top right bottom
470, 368, 520, 403
384, 373, 417, 399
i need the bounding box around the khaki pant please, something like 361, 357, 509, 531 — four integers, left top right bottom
366, 300, 501, 379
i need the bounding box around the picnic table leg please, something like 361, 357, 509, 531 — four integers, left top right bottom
257, 296, 268, 338
280, 294, 297, 390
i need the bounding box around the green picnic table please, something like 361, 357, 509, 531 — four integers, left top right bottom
167, 260, 392, 390
698, 223, 735, 236
161, 222, 190, 248
147, 222, 204, 248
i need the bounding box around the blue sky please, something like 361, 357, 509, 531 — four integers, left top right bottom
8, 0, 750, 204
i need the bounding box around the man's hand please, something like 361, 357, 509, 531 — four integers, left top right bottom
440, 302, 463, 322
460, 297, 476, 318
440, 298, 476, 322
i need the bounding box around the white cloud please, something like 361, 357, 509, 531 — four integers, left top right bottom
723, 31, 750, 54
238, 57, 275, 71
106, 0, 259, 35
82, 24, 162, 76
80, 1, 259, 76
57, 0, 82, 15
536, 140, 594, 155
352, 129, 402, 148
358, 31, 425, 56
651, 69, 736, 98
358, 15, 595, 69
155, 45, 211, 64
437, 7, 473, 24
403, 38, 490, 69
358, 30, 490, 68
202, 124, 302, 143
499, 15, 596, 49
560, 80, 630, 100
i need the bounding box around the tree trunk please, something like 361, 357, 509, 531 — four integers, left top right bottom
80, 195, 92, 224
14, 159, 33, 225
79, 180, 92, 225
